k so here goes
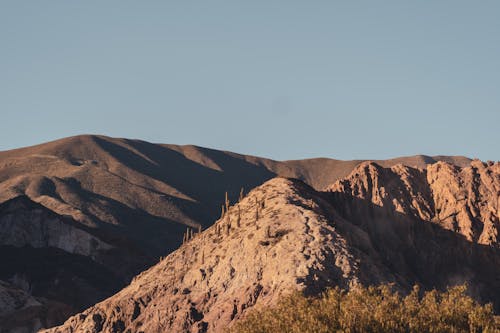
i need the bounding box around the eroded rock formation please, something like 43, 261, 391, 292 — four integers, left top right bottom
328, 160, 499, 246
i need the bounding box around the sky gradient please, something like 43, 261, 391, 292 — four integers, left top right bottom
1, 1, 499, 161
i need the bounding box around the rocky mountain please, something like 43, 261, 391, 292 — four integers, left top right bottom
43, 159, 500, 333
0, 135, 476, 331
329, 160, 500, 246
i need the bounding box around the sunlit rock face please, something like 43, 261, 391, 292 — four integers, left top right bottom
328, 160, 500, 246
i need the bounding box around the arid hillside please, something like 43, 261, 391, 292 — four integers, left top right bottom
0, 135, 469, 265
0, 135, 476, 331
43, 159, 499, 333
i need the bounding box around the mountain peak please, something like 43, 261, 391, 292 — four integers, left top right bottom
42, 177, 364, 332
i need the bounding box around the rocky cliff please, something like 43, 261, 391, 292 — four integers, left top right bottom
328, 160, 499, 246
0, 197, 127, 332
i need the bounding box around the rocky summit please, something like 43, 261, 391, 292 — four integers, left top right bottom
43, 159, 500, 333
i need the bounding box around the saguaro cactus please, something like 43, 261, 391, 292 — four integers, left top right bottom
236, 206, 241, 227
183, 227, 193, 243
255, 197, 259, 221
225, 191, 230, 212
239, 188, 244, 202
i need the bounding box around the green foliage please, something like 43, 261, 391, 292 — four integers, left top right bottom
228, 285, 499, 333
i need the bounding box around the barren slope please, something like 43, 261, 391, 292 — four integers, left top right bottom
0, 135, 470, 266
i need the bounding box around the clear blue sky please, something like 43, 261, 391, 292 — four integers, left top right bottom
1, 1, 499, 161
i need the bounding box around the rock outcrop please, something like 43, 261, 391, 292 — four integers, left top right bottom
0, 197, 127, 332
0, 196, 112, 257
328, 160, 500, 246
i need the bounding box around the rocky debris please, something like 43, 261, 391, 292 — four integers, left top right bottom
42, 163, 500, 332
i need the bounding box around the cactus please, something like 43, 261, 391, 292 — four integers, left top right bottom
201, 251, 205, 265
255, 197, 259, 221
183, 228, 191, 243
266, 225, 271, 238
221, 204, 225, 219
236, 206, 241, 227
226, 223, 230, 236
225, 191, 230, 212
198, 225, 202, 234
239, 188, 244, 202
183, 227, 195, 243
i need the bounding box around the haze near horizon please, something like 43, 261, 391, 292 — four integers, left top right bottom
1, 1, 499, 161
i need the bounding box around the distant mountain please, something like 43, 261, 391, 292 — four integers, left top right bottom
43, 159, 499, 332
0, 135, 473, 331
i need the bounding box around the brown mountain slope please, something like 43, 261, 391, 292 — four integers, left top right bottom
43, 160, 500, 333
0, 135, 471, 261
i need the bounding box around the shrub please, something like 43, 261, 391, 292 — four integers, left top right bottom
228, 285, 498, 333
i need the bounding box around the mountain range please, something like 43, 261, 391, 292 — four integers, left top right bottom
1, 135, 496, 332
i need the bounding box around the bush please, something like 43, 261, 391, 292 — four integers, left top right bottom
228, 285, 499, 333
